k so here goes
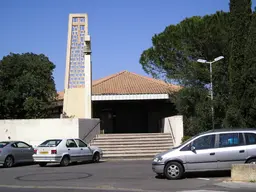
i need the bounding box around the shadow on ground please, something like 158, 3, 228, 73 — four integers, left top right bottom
0, 161, 105, 169
155, 171, 230, 180
42, 160, 105, 168
0, 162, 36, 169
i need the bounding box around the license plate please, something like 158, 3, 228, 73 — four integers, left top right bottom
40, 151, 48, 154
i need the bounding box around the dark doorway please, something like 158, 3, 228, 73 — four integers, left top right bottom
100, 109, 115, 133
93, 99, 177, 134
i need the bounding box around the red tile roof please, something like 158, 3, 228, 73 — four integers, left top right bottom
57, 70, 181, 100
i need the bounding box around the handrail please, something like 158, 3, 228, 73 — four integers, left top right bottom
167, 118, 176, 145
82, 120, 101, 142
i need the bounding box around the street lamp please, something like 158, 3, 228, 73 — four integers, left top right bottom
83, 35, 92, 119
197, 56, 224, 130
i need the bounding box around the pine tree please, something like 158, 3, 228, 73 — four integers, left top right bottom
240, 13, 256, 127
225, 0, 252, 127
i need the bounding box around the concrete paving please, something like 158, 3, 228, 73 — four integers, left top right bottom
0, 160, 255, 192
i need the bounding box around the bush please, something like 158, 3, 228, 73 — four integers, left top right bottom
181, 135, 191, 143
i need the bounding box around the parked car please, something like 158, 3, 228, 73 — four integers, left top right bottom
33, 138, 103, 167
0, 141, 34, 168
152, 129, 256, 180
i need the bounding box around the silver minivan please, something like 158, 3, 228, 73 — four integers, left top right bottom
152, 129, 256, 180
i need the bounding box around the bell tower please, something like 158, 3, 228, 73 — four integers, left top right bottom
63, 13, 92, 118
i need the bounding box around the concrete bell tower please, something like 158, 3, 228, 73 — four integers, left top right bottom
63, 13, 92, 118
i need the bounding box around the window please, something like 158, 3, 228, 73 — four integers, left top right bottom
180, 143, 192, 151
66, 139, 77, 148
245, 133, 256, 145
15, 142, 31, 148
192, 135, 215, 150
75, 139, 87, 147
0, 142, 9, 148
39, 139, 62, 147
80, 25, 85, 31
219, 133, 244, 148
72, 26, 77, 31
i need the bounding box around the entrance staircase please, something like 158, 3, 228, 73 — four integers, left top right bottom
90, 133, 174, 160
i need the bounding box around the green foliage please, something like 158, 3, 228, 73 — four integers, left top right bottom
140, 11, 230, 86
140, 11, 230, 135
140, 0, 256, 135
225, 0, 252, 127
62, 112, 75, 118
181, 135, 192, 143
0, 53, 57, 119
240, 14, 256, 127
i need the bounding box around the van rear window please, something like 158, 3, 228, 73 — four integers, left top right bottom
0, 142, 9, 148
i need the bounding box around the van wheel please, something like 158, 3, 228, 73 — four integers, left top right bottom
60, 156, 70, 166
164, 162, 184, 180
247, 159, 256, 164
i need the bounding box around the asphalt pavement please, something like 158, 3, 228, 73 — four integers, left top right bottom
0, 160, 255, 192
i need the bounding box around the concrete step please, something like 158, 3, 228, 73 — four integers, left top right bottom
93, 137, 172, 142
92, 140, 173, 145
94, 146, 172, 151
97, 134, 172, 139
102, 150, 166, 154
102, 153, 157, 159
90, 143, 173, 148
91, 133, 174, 160
91, 143, 173, 148
97, 133, 171, 137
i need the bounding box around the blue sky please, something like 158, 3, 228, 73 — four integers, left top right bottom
1, 0, 255, 92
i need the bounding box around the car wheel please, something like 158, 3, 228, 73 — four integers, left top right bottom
39, 162, 47, 167
60, 156, 70, 166
4, 155, 14, 168
247, 159, 256, 164
93, 152, 100, 163
164, 161, 184, 180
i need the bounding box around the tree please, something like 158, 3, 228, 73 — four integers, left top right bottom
225, 0, 252, 127
0, 53, 57, 119
140, 11, 230, 135
237, 13, 256, 127
140, 0, 256, 135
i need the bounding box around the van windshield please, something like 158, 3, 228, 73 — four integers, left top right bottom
38, 139, 62, 147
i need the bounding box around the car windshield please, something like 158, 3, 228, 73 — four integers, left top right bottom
0, 142, 9, 148
38, 139, 62, 147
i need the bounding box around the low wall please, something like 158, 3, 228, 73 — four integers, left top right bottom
163, 115, 184, 146
78, 118, 101, 143
231, 164, 256, 182
0, 118, 100, 147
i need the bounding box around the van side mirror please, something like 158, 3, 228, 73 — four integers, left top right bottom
191, 146, 196, 152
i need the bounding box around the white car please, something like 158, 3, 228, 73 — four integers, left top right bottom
33, 138, 103, 167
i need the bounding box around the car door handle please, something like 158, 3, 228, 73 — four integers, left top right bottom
210, 152, 215, 156
81, 148, 83, 150
68, 149, 70, 151
239, 150, 245, 153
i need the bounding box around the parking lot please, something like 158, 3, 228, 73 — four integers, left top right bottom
0, 160, 255, 192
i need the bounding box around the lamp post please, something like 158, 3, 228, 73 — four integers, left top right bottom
197, 56, 224, 130
83, 35, 92, 119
